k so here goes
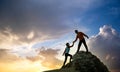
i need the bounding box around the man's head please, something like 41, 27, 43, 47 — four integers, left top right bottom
75, 30, 78, 34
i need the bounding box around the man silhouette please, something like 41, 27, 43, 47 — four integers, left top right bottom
73, 30, 89, 53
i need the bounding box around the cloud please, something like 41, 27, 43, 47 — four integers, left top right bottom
0, 51, 44, 72
0, 49, 22, 62
0, 48, 40, 63
88, 25, 120, 70
38, 47, 62, 69
0, 0, 70, 38
26, 56, 41, 62
0, 0, 104, 53
0, 48, 62, 72
22, 47, 63, 69
0, 0, 101, 45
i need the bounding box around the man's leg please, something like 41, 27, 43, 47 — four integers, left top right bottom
82, 39, 88, 52
76, 41, 82, 53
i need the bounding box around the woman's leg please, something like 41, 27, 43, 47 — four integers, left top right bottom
63, 54, 68, 66
67, 53, 72, 63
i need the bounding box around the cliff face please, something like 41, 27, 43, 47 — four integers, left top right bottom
44, 51, 109, 72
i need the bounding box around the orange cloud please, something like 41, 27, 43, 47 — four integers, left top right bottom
0, 47, 63, 72
0, 49, 48, 72
38, 48, 63, 69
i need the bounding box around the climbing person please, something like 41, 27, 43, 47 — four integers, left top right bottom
73, 30, 89, 53
62, 42, 74, 67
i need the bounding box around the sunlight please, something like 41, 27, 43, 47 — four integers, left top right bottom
0, 60, 47, 72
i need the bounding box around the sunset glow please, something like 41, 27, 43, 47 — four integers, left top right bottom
0, 0, 120, 72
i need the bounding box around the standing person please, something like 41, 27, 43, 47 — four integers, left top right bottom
73, 30, 89, 53
62, 42, 74, 67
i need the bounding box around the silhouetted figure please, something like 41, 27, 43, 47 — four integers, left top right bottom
73, 30, 89, 53
62, 42, 74, 67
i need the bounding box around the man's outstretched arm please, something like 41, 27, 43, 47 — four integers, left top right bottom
83, 33, 89, 39
73, 35, 78, 43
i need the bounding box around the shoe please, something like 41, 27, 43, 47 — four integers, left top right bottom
86, 50, 89, 53
61, 65, 65, 68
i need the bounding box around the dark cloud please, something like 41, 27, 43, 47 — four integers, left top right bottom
38, 47, 62, 68
0, 0, 100, 44
0, 0, 70, 38
88, 25, 120, 69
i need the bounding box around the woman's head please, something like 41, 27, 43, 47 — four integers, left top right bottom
66, 43, 70, 47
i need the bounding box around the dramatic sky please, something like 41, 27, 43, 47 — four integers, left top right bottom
0, 0, 120, 72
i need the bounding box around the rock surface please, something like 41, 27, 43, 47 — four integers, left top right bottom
44, 51, 109, 72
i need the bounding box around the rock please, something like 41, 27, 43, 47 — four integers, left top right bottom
44, 51, 109, 72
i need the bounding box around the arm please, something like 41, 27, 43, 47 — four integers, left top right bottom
73, 35, 78, 43
62, 48, 66, 56
69, 42, 74, 47
83, 33, 89, 39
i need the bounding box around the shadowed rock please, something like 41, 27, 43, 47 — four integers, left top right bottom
44, 51, 109, 72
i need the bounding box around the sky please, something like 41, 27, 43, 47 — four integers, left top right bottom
0, 0, 120, 72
